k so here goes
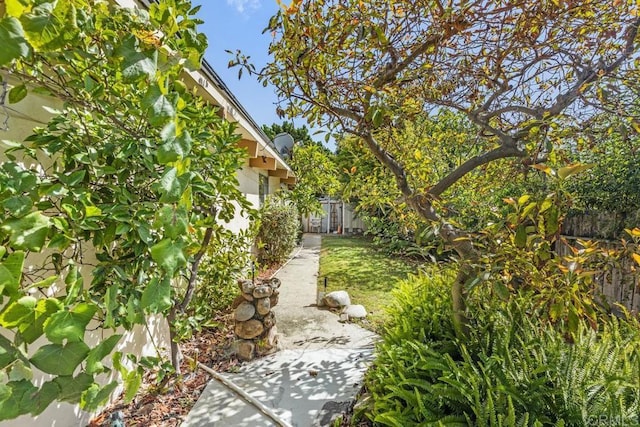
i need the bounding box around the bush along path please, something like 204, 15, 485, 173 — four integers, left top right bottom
181, 234, 378, 427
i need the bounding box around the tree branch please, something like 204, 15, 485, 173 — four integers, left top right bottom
178, 226, 214, 313
429, 144, 527, 197
545, 17, 640, 118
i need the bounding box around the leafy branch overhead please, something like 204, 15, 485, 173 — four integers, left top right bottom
0, 0, 252, 419
249, 0, 640, 337
257, 1, 640, 224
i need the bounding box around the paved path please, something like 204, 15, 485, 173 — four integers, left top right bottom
182, 234, 378, 427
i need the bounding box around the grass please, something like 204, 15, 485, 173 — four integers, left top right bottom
318, 235, 422, 331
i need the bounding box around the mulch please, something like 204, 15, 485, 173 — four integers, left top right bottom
88, 308, 240, 427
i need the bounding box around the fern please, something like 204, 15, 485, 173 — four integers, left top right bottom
364, 268, 640, 426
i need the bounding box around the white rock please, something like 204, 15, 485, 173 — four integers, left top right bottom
323, 290, 351, 308
343, 304, 367, 319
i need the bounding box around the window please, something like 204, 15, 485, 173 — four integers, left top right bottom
259, 174, 269, 205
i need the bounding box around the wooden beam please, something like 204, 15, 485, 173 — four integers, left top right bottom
237, 139, 258, 158
268, 169, 290, 178
249, 156, 277, 170
282, 177, 297, 185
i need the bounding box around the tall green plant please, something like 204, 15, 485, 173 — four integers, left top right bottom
256, 194, 299, 266
0, 0, 252, 418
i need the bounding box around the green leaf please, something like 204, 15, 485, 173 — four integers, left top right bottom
30, 380, 60, 415
0, 380, 37, 421
0, 251, 24, 297
1, 211, 51, 251
29, 341, 90, 376
142, 84, 175, 126
514, 225, 527, 248
20, 1, 75, 50
116, 35, 158, 82
19, 297, 63, 344
158, 122, 193, 163
150, 238, 186, 275
0, 333, 20, 370
493, 281, 510, 299
80, 381, 118, 412
0, 296, 36, 328
84, 205, 102, 218
0, 383, 10, 405
141, 277, 172, 313
43, 303, 97, 344
123, 369, 142, 403
0, 17, 30, 66
126, 295, 144, 325
371, 108, 383, 128
6, 0, 32, 18
155, 167, 190, 203
58, 170, 85, 187
54, 373, 94, 403
8, 84, 27, 104
157, 205, 188, 239
29, 275, 57, 289
86, 334, 121, 374
3, 195, 33, 217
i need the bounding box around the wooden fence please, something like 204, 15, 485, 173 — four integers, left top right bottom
559, 213, 640, 313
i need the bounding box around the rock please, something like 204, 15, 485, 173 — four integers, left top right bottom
267, 277, 281, 289
234, 301, 256, 321
271, 287, 280, 296
235, 319, 264, 339
269, 294, 279, 308
241, 292, 254, 302
343, 304, 367, 319
256, 297, 271, 315
236, 340, 255, 361
324, 290, 351, 308
263, 312, 275, 329
253, 285, 273, 299
240, 279, 255, 294
266, 325, 278, 348
256, 326, 279, 356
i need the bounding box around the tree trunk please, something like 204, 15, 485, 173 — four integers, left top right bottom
168, 306, 183, 374
452, 264, 471, 339
407, 197, 475, 339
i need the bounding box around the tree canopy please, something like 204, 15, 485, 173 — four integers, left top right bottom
248, 0, 640, 335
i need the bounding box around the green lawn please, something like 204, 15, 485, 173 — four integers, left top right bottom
318, 235, 422, 330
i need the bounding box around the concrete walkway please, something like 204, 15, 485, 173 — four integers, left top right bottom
182, 234, 378, 427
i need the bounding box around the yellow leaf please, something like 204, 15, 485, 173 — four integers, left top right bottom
633, 253, 640, 266
530, 163, 553, 175
557, 163, 593, 179
414, 149, 422, 160
626, 228, 640, 237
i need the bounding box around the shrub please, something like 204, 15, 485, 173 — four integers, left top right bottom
364, 269, 640, 426
256, 194, 299, 265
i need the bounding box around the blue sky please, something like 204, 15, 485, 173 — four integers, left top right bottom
194, 1, 304, 134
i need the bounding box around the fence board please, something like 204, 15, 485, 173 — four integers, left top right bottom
559, 211, 639, 313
